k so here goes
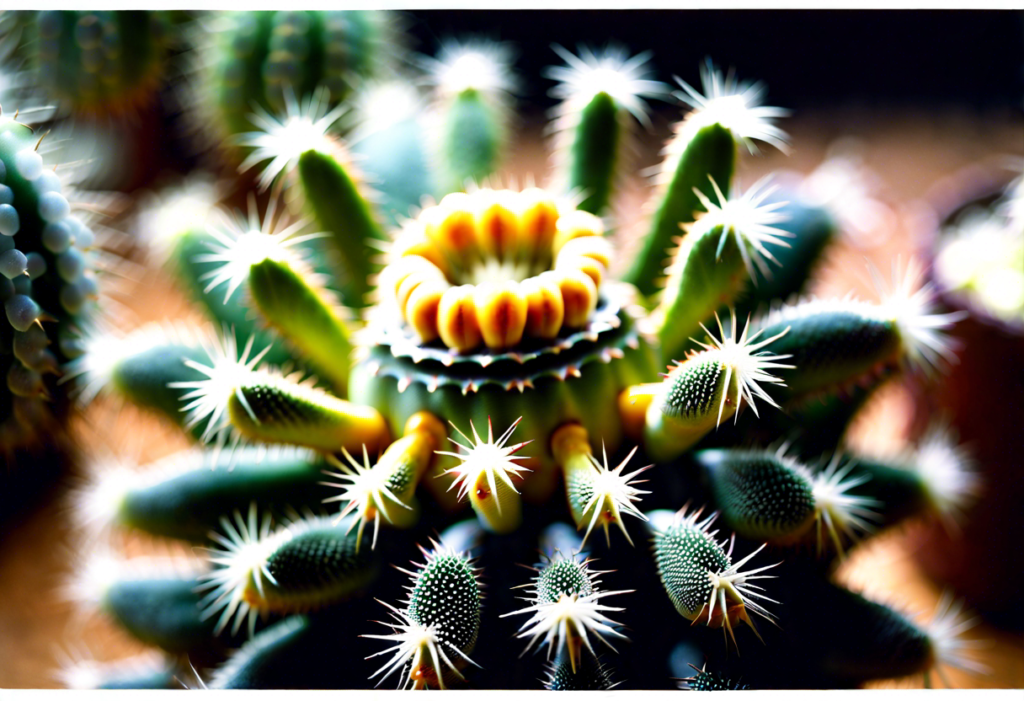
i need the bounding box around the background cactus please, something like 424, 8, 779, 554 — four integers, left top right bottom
0, 10, 1015, 691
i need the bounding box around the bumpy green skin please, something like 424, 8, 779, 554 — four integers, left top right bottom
546, 650, 616, 690
210, 11, 386, 138
0, 118, 98, 454
567, 92, 620, 216
756, 308, 901, 403
695, 449, 815, 542
116, 451, 329, 542
407, 552, 481, 660
350, 298, 658, 475
682, 668, 748, 690
624, 123, 735, 298
537, 557, 593, 603
262, 522, 376, 607
12, 11, 171, 118
102, 576, 224, 654
651, 514, 730, 620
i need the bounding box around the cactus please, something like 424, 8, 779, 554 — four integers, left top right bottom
0, 107, 102, 470
193, 10, 400, 164
1, 11, 173, 120
63, 35, 990, 692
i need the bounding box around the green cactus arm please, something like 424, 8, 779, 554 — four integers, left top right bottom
624, 122, 735, 296
365, 541, 483, 689
693, 448, 880, 557
551, 422, 649, 548
209, 616, 320, 689
623, 62, 789, 297
546, 46, 668, 216
735, 192, 839, 318
694, 448, 817, 544
633, 315, 792, 462
198, 509, 377, 638
438, 88, 504, 194
83, 567, 226, 654
563, 91, 620, 215
167, 331, 388, 454
162, 224, 293, 368
109, 343, 208, 429
79, 447, 329, 542
322, 412, 447, 550
652, 176, 791, 363
646, 507, 778, 648
247, 257, 353, 396
296, 149, 386, 309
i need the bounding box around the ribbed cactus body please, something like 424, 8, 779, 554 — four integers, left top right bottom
15, 11, 172, 118
0, 115, 98, 452
210, 11, 388, 138
352, 291, 656, 479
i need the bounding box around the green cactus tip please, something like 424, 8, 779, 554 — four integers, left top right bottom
502, 549, 631, 673
236, 87, 350, 192
365, 540, 482, 690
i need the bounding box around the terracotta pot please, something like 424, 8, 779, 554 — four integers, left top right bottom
908, 161, 1024, 629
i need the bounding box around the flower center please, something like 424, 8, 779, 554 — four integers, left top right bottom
380, 188, 614, 352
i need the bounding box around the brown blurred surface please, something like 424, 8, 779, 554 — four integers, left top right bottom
2, 108, 1023, 688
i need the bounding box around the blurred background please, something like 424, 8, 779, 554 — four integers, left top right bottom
0, 8, 1022, 689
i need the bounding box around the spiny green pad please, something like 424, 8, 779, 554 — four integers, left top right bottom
842, 458, 929, 529
650, 512, 730, 619
408, 550, 481, 655
545, 650, 617, 690
536, 558, 594, 604
695, 449, 816, 542
624, 122, 735, 297
660, 356, 724, 421
262, 520, 376, 609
